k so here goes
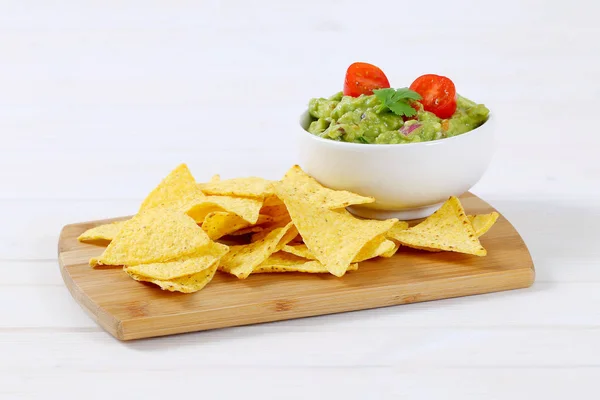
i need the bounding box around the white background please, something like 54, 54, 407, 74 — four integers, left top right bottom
1, 1, 599, 398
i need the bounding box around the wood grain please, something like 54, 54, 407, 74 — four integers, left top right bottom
57, 193, 535, 341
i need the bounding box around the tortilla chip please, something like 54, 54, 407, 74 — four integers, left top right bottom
469, 212, 499, 237
209, 174, 220, 182
276, 186, 397, 277
137, 165, 263, 224
229, 226, 264, 236
377, 221, 408, 257
250, 218, 295, 242
198, 177, 275, 199
256, 214, 275, 224
354, 235, 397, 262
260, 203, 289, 219
90, 208, 211, 267
387, 197, 486, 256
281, 165, 374, 209
201, 212, 249, 240
78, 220, 127, 244
262, 195, 285, 207
219, 222, 297, 279
126, 264, 218, 294
187, 195, 262, 224
387, 220, 410, 236
281, 244, 316, 260
139, 163, 205, 212
380, 241, 400, 257
124, 242, 229, 280
253, 252, 358, 274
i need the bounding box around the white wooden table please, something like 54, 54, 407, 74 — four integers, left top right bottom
1, 1, 598, 398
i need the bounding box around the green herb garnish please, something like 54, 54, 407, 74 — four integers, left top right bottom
356, 136, 369, 144
373, 88, 422, 117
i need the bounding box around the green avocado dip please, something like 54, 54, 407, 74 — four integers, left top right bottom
306, 92, 490, 144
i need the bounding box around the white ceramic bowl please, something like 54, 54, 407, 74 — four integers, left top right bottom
297, 111, 494, 220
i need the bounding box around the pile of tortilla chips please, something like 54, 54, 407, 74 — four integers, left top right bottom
78, 164, 499, 293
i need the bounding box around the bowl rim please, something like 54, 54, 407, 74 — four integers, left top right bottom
299, 110, 493, 149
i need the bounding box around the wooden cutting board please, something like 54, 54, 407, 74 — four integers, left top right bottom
58, 193, 534, 341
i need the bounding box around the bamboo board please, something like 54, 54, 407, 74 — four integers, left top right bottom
58, 193, 534, 340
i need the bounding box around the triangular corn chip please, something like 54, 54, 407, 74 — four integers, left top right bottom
282, 165, 374, 209
282, 236, 397, 262
78, 220, 127, 244
90, 208, 211, 267
219, 222, 297, 279
380, 241, 400, 258
282, 240, 395, 262
187, 195, 262, 224
282, 244, 316, 260
276, 184, 397, 277
253, 252, 358, 274
139, 163, 205, 212
377, 221, 409, 257
126, 264, 218, 294
198, 177, 275, 199
250, 217, 295, 242
354, 235, 397, 262
201, 212, 250, 240
262, 195, 285, 207
387, 220, 410, 237
468, 212, 499, 237
260, 204, 290, 221
124, 242, 229, 280
387, 197, 486, 256
229, 226, 264, 236
255, 214, 276, 225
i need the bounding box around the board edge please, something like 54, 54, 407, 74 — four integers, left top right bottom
58, 225, 125, 340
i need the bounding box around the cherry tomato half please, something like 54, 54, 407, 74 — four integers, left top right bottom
343, 62, 390, 97
409, 74, 457, 119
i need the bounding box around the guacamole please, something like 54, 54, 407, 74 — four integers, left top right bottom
307, 92, 489, 144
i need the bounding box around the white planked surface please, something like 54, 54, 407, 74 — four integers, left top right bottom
1, 0, 599, 398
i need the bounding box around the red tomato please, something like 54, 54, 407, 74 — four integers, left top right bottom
409, 74, 457, 119
343, 62, 390, 97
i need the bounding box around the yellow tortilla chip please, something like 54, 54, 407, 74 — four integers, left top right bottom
209, 174, 220, 182
124, 242, 229, 280
187, 195, 262, 224
468, 212, 499, 237
377, 221, 408, 257
354, 236, 397, 262
387, 220, 410, 236
260, 204, 290, 220
229, 226, 264, 236
281, 165, 374, 209
219, 222, 297, 279
288, 235, 398, 261
262, 195, 285, 207
78, 220, 127, 244
198, 177, 275, 199
214, 214, 273, 239
201, 212, 249, 240
137, 165, 263, 224
282, 244, 316, 260
126, 264, 218, 294
253, 252, 358, 274
380, 241, 400, 258
256, 214, 275, 225
90, 208, 211, 267
139, 163, 205, 212
250, 218, 295, 242
276, 185, 397, 277
387, 197, 486, 256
